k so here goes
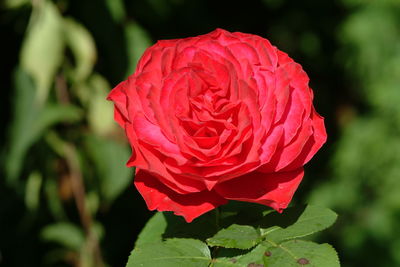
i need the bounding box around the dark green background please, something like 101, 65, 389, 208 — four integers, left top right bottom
1, 0, 400, 266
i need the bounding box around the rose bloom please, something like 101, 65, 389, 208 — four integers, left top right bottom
108, 29, 326, 222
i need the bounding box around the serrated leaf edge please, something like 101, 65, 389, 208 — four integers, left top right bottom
263, 206, 338, 243
263, 240, 340, 267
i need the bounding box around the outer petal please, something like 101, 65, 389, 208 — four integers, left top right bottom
134, 170, 228, 222
214, 168, 304, 212
258, 119, 313, 173
283, 108, 327, 171
107, 81, 129, 128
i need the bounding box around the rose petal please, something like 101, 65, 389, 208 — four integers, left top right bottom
134, 140, 206, 194
283, 108, 327, 170
107, 80, 129, 127
278, 88, 306, 145
214, 168, 304, 212
259, 124, 284, 163
132, 114, 187, 165
259, 119, 313, 172
125, 123, 148, 169
273, 67, 291, 123
227, 41, 261, 68
135, 170, 228, 222
254, 38, 278, 71
277, 50, 293, 66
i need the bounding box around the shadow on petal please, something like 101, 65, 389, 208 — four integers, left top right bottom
214, 168, 304, 212
135, 170, 228, 222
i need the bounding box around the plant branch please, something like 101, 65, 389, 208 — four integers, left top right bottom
64, 144, 104, 267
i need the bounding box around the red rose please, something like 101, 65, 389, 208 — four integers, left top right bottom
108, 29, 327, 222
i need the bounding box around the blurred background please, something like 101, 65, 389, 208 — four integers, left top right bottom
1, 0, 400, 266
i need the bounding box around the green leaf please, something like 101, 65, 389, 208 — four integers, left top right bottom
105, 0, 126, 23
85, 135, 132, 203
20, 1, 64, 104
44, 178, 66, 220
127, 238, 211, 267
124, 22, 152, 77
207, 224, 262, 250
130, 205, 339, 267
263, 205, 337, 243
213, 245, 266, 267
5, 69, 82, 183
135, 210, 219, 247
24, 171, 42, 211
1, 0, 29, 9
41, 222, 85, 251
86, 74, 116, 136
63, 18, 97, 82
263, 240, 340, 267
6, 68, 36, 183
38, 104, 82, 129
135, 212, 167, 247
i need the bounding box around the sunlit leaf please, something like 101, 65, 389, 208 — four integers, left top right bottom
6, 68, 82, 183
263, 205, 337, 243
20, 1, 64, 104
207, 224, 262, 250
127, 238, 211, 267
86, 74, 115, 136
63, 17, 97, 82
263, 240, 340, 267
41, 222, 85, 251
24, 171, 42, 211
2, 0, 29, 9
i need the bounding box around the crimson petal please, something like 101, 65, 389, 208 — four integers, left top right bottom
135, 170, 228, 222
214, 168, 304, 212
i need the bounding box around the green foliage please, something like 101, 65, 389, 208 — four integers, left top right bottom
85, 135, 132, 203
308, 1, 400, 266
20, 1, 64, 104
6, 68, 82, 183
41, 223, 85, 251
134, 212, 167, 247
124, 22, 153, 77
207, 224, 262, 250
105, 0, 126, 23
1, 0, 29, 9
63, 18, 97, 83
24, 171, 43, 211
263, 205, 337, 243
264, 240, 339, 267
85, 74, 115, 136
2, 0, 144, 265
127, 239, 211, 267
128, 205, 339, 267
212, 245, 266, 267
3, 0, 398, 266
